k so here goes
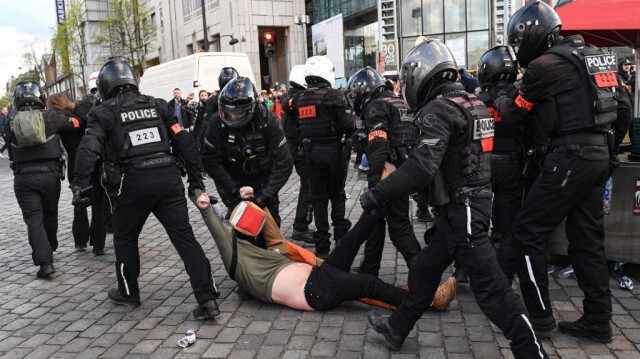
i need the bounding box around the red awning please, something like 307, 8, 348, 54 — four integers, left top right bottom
555, 0, 640, 47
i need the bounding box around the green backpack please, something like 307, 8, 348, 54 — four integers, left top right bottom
12, 110, 47, 147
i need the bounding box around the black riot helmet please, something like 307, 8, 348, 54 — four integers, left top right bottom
345, 66, 387, 116
12, 80, 47, 111
97, 59, 138, 99
218, 67, 239, 90
400, 39, 458, 109
507, 1, 562, 68
218, 77, 258, 128
477, 46, 519, 91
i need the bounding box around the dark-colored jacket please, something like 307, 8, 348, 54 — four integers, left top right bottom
201, 106, 293, 206
458, 68, 480, 94
168, 98, 194, 128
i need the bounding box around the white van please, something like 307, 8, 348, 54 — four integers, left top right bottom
138, 52, 255, 102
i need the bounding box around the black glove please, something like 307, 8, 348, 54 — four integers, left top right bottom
71, 185, 92, 207
253, 195, 267, 209
360, 188, 381, 215
187, 181, 205, 196
609, 153, 620, 175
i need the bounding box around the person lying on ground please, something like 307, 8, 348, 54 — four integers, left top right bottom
191, 190, 456, 311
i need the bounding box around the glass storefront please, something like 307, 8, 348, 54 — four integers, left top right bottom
344, 22, 378, 77
399, 0, 491, 70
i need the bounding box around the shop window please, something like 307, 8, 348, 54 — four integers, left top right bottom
422, 0, 443, 35
467, 1, 489, 31
401, 0, 422, 37
466, 31, 489, 70
444, 0, 466, 33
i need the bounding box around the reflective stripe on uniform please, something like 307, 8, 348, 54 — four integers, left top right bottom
368, 130, 388, 141
515, 95, 534, 111
525, 255, 546, 310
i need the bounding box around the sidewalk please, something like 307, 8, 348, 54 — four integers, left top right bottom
0, 158, 638, 358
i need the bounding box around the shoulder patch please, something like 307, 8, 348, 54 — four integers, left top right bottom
420, 114, 438, 128
366, 107, 377, 119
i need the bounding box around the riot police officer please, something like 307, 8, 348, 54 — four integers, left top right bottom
496, 2, 632, 341
345, 67, 421, 276
362, 40, 547, 358
294, 56, 354, 258
201, 77, 293, 229
197, 67, 238, 150
72, 60, 220, 319
476, 46, 523, 284
66, 72, 107, 255
281, 65, 314, 241
5, 81, 82, 278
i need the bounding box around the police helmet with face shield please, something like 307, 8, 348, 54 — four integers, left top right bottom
97, 59, 138, 99
477, 46, 519, 91
13, 80, 47, 111
345, 66, 387, 116
304, 56, 336, 87
218, 77, 257, 128
218, 67, 239, 91
289, 65, 307, 90
400, 39, 458, 109
507, 1, 561, 68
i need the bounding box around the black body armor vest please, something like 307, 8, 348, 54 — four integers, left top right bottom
296, 87, 339, 142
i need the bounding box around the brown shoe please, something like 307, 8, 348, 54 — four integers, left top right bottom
431, 276, 456, 311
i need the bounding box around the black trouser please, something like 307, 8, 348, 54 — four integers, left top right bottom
491, 153, 524, 284
388, 198, 547, 359
304, 212, 407, 310
114, 165, 218, 304
14, 170, 61, 265
306, 147, 352, 252
72, 163, 107, 250
288, 142, 313, 232
359, 195, 421, 276
513, 149, 611, 325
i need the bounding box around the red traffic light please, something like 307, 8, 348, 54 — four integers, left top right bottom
264, 32, 274, 41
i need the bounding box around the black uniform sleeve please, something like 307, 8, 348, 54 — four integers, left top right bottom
72, 105, 113, 188
372, 101, 455, 201
201, 113, 240, 203
612, 84, 633, 152
259, 112, 293, 200
73, 98, 94, 125
326, 89, 355, 136
156, 98, 204, 190
363, 100, 391, 188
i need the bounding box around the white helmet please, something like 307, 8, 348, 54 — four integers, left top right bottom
304, 56, 335, 87
289, 65, 307, 89
87, 71, 99, 93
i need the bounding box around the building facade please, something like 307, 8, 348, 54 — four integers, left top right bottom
148, 0, 307, 91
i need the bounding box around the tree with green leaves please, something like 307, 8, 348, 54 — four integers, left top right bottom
97, 0, 155, 77
50, 3, 87, 89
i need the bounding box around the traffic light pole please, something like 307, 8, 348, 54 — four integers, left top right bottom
201, 0, 209, 51
268, 57, 274, 89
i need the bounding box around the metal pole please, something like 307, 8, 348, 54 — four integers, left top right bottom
302, 17, 307, 62
201, 0, 209, 51
299, 20, 305, 63
503, 0, 510, 41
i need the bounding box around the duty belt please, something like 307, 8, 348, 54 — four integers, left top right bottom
12, 161, 59, 174
450, 184, 493, 201
550, 133, 607, 148
305, 139, 341, 153
125, 155, 175, 170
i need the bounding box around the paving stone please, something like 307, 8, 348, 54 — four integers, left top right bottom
100, 343, 134, 358
129, 339, 162, 354
311, 340, 338, 356
202, 343, 234, 358
256, 345, 284, 359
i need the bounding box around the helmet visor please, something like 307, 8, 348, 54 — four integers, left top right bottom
221, 101, 255, 127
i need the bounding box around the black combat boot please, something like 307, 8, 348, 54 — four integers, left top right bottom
367, 312, 405, 351
108, 288, 141, 307
558, 317, 612, 342
193, 299, 220, 320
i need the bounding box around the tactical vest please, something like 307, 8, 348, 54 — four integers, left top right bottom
538, 39, 619, 135
383, 93, 418, 151
295, 87, 340, 142
11, 110, 63, 165
221, 110, 272, 176
105, 94, 171, 163
437, 91, 494, 190
478, 83, 525, 153
282, 89, 303, 142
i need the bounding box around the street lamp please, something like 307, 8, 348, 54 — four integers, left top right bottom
220, 34, 239, 45
294, 14, 310, 63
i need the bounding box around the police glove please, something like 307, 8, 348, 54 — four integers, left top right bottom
609, 153, 620, 175
360, 188, 381, 215
71, 185, 92, 207
188, 181, 205, 197
253, 195, 268, 209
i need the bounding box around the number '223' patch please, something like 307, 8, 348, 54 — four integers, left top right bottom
129, 127, 161, 146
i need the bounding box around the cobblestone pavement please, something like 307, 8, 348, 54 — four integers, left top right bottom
0, 157, 639, 359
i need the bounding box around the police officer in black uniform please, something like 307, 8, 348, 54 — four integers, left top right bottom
496, 2, 632, 341
362, 40, 547, 358
72, 60, 220, 319
196, 67, 238, 151
345, 66, 421, 276
201, 77, 293, 229
294, 56, 354, 258
66, 74, 107, 255
476, 46, 524, 284
6, 81, 82, 278
281, 65, 314, 241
